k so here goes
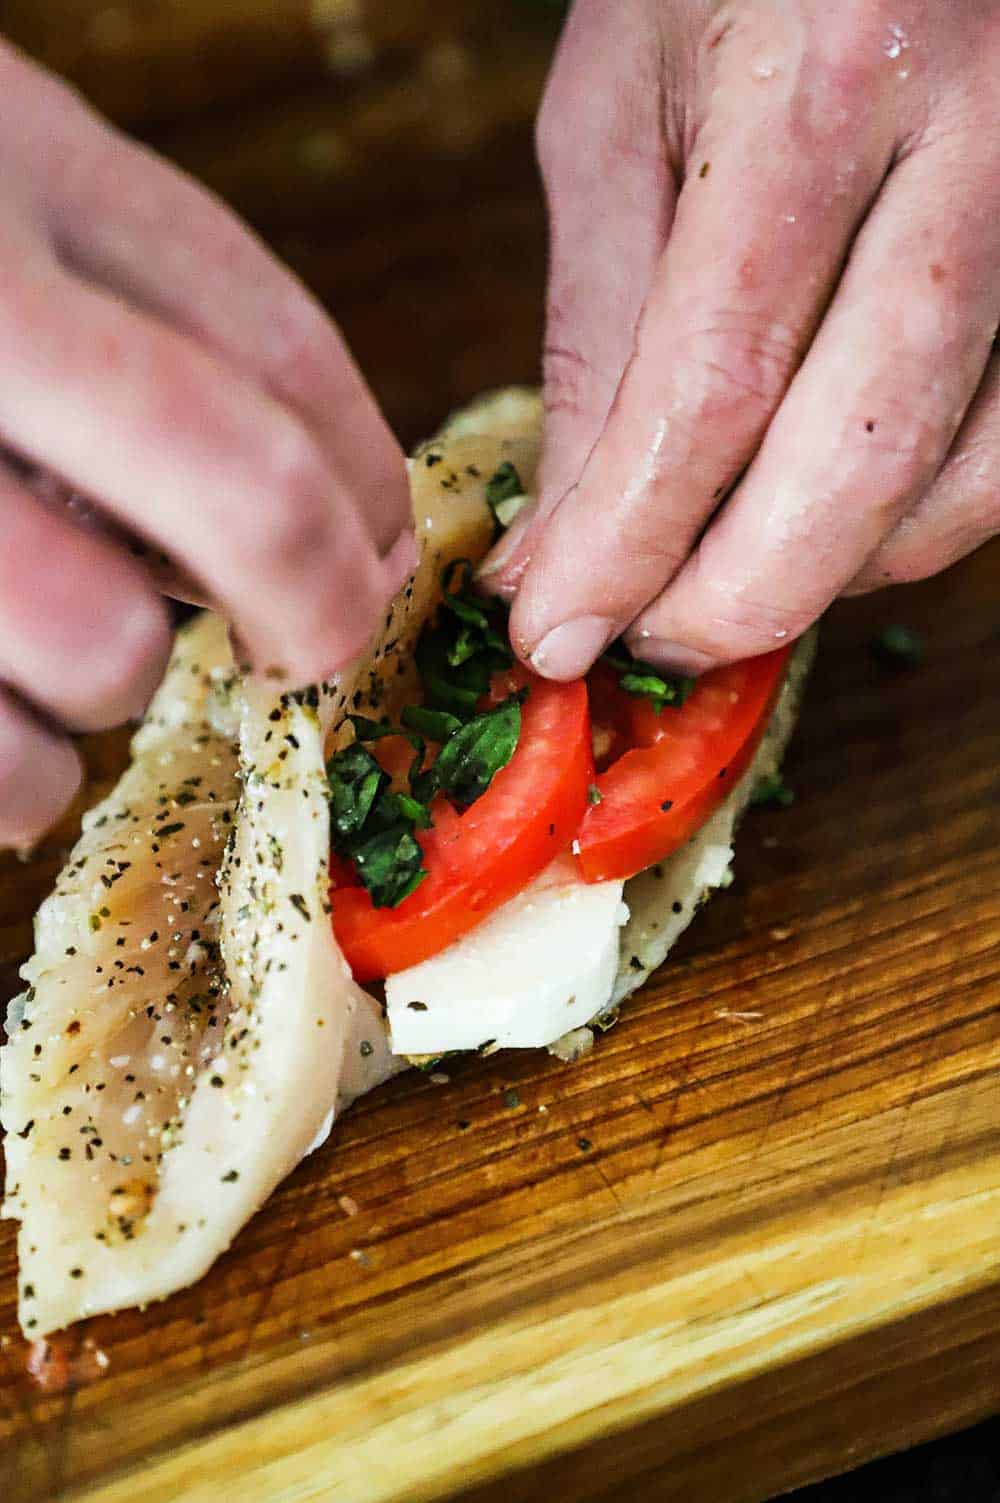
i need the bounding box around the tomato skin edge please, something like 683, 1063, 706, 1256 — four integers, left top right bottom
576, 648, 790, 884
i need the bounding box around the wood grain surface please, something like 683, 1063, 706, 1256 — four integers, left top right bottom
2, 7, 999, 1501
3, 545, 998, 1503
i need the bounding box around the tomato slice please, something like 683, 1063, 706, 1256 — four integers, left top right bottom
577, 648, 791, 883
330, 673, 593, 981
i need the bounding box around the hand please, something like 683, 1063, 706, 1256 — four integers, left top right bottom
0, 41, 414, 850
483, 0, 1000, 680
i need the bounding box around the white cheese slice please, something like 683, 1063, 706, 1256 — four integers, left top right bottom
385, 859, 627, 1055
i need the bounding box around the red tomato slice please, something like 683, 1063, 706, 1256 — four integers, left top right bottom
577, 648, 791, 883
330, 673, 593, 981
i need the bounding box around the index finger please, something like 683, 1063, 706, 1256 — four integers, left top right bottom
3, 43, 411, 557
53, 132, 411, 558
0, 248, 414, 686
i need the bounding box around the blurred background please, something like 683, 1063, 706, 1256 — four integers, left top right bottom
0, 4, 995, 1500
0, 0, 563, 445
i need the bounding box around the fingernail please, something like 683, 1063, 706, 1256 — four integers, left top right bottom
627, 636, 717, 676
529, 615, 617, 680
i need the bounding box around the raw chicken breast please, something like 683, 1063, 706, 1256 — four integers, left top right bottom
1, 400, 542, 1336
0, 614, 395, 1336
2, 614, 247, 1334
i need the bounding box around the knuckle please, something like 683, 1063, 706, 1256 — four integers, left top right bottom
59, 119, 118, 211
33, 90, 123, 216
536, 0, 660, 182
263, 291, 341, 399
543, 341, 618, 425
262, 417, 327, 501
705, 600, 816, 656
539, 86, 656, 187
817, 50, 883, 107
682, 567, 819, 656
623, 530, 689, 580
777, 9, 902, 148
812, 2, 895, 90
850, 404, 947, 516
246, 425, 335, 570
671, 318, 800, 433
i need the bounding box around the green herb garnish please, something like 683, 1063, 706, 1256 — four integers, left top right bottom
350, 822, 427, 908
349, 714, 431, 801
871, 624, 925, 669
441, 561, 510, 662
750, 772, 795, 809
432, 694, 524, 807
392, 791, 432, 828
346, 714, 398, 743
327, 565, 523, 905
416, 561, 514, 716
601, 644, 695, 713
327, 742, 386, 843
415, 625, 493, 718
401, 704, 463, 744
484, 462, 525, 532
326, 741, 431, 908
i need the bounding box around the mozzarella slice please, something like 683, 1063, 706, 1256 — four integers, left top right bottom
385, 860, 628, 1055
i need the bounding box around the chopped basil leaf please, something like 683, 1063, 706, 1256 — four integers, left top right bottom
602, 643, 695, 712
351, 824, 427, 908
416, 624, 494, 716
484, 462, 524, 531
485, 461, 523, 510
751, 772, 795, 809
402, 704, 463, 743
350, 712, 428, 790
416, 565, 513, 716
441, 562, 510, 655
431, 693, 524, 807
326, 744, 431, 909
327, 565, 524, 906
326, 744, 386, 842
619, 666, 695, 710
871, 624, 925, 669
348, 714, 398, 742
449, 625, 481, 667
394, 792, 433, 829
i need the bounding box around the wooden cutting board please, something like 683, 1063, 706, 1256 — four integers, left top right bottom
1, 10, 999, 1499
2, 547, 998, 1503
